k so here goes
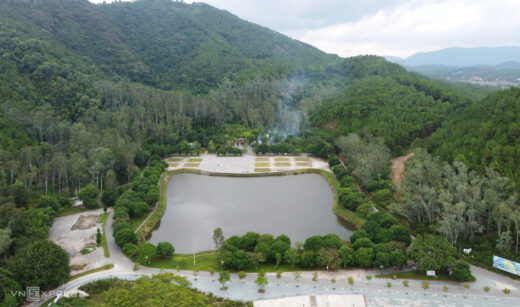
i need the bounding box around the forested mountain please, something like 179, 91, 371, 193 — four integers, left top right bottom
309, 56, 471, 154
0, 0, 340, 93
422, 87, 520, 188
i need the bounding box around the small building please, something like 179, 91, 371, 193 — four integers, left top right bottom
236, 137, 245, 145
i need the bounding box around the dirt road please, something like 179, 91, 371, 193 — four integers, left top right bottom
391, 152, 415, 197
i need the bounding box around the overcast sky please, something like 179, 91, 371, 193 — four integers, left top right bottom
89, 0, 520, 58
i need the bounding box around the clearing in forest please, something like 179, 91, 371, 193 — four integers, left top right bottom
391, 152, 415, 197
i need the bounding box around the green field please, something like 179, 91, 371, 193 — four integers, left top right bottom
294, 157, 310, 162
167, 157, 183, 162
69, 264, 114, 281
183, 163, 200, 167
274, 157, 290, 161
275, 162, 291, 167
56, 206, 87, 217
255, 162, 270, 167
255, 157, 269, 161
99, 212, 110, 258
168, 162, 180, 167
254, 168, 271, 173
296, 162, 312, 167
187, 158, 203, 162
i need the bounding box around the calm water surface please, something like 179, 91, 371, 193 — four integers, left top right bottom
149, 173, 352, 253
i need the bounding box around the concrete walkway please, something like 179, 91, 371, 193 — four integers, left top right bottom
166, 152, 330, 174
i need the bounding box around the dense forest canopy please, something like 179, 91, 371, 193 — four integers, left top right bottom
421, 87, 520, 188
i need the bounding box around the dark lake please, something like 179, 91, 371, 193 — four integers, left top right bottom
149, 173, 353, 253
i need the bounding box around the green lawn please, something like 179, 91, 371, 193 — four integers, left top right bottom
129, 214, 148, 231
183, 163, 200, 167
187, 158, 203, 162
274, 157, 289, 161
148, 251, 220, 272
377, 270, 476, 282
147, 252, 317, 273
168, 162, 180, 167
56, 206, 87, 217
99, 212, 110, 257
255, 162, 270, 167
275, 162, 291, 167
69, 264, 114, 281
254, 168, 271, 173
294, 157, 310, 162
167, 157, 183, 162
296, 162, 312, 167
255, 157, 269, 161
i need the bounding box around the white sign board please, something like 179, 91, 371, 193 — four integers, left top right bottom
463, 248, 472, 254
426, 271, 436, 277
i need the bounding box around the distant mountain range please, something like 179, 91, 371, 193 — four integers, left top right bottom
386, 46, 520, 67
385, 47, 520, 87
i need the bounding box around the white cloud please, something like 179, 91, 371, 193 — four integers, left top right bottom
298, 0, 520, 57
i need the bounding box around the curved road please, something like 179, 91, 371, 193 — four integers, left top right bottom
32, 210, 520, 306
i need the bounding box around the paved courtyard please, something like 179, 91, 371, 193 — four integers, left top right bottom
166, 151, 330, 174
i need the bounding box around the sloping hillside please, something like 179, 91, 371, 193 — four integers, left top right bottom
0, 0, 340, 93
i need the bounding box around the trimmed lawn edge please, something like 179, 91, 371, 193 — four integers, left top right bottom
99, 212, 110, 258
69, 264, 114, 281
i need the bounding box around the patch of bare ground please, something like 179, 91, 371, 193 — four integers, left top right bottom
325, 121, 338, 131
50, 209, 112, 276
392, 152, 415, 198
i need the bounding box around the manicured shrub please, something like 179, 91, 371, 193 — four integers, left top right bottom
304, 235, 325, 251
452, 260, 472, 281
114, 228, 137, 247
353, 238, 375, 250
349, 230, 369, 243
157, 242, 175, 257
355, 248, 374, 267
300, 251, 316, 268
339, 246, 355, 267
123, 243, 138, 256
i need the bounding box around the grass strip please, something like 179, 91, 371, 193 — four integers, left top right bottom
56, 206, 87, 217
69, 264, 114, 281
275, 162, 291, 167
274, 157, 290, 161
296, 162, 312, 167
254, 168, 271, 173
99, 212, 110, 258
255, 162, 270, 167
255, 157, 269, 161
183, 163, 200, 167
187, 158, 203, 162
294, 157, 310, 162
167, 157, 183, 162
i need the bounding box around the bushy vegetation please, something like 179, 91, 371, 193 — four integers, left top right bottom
217, 219, 411, 272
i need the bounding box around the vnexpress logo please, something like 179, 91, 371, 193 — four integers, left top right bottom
26, 287, 40, 301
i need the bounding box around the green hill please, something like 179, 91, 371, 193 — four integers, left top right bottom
309, 56, 471, 154
0, 0, 340, 93
425, 87, 520, 186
